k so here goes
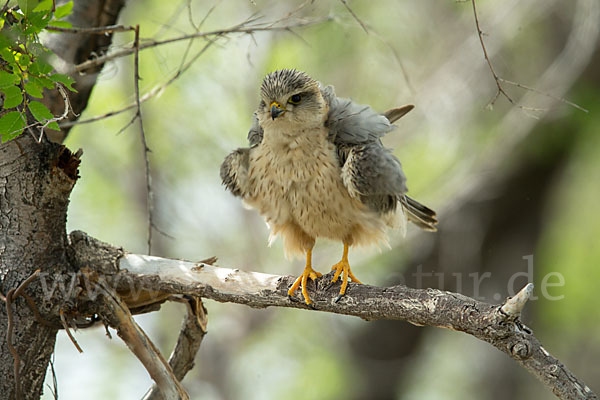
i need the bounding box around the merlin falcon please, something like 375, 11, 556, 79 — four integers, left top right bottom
221, 69, 437, 305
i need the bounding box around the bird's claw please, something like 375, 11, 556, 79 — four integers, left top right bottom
324, 279, 337, 291
287, 265, 322, 306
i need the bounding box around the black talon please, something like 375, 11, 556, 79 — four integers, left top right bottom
334, 294, 344, 303
325, 280, 337, 291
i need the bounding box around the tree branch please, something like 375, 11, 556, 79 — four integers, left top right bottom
71, 15, 332, 74
469, 0, 587, 114
97, 279, 189, 400
141, 296, 207, 400
65, 231, 596, 400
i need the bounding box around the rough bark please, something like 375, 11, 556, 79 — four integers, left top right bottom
0, 1, 126, 398
0, 135, 77, 399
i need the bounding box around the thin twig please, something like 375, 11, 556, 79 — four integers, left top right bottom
45, 24, 134, 34
471, 0, 517, 108
132, 25, 154, 255
21, 293, 57, 328
61, 36, 217, 129
5, 83, 74, 141
339, 0, 369, 34
0, 0, 10, 15
13, 269, 41, 298
73, 15, 332, 73
499, 77, 589, 113
46, 354, 58, 400
59, 309, 84, 353
186, 0, 199, 31
469, 0, 585, 114
61, 12, 321, 129
370, 30, 416, 95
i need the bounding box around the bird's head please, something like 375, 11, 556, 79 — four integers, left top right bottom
257, 69, 327, 130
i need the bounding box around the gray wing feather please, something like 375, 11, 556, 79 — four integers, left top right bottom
322, 84, 394, 144
220, 148, 250, 197
322, 84, 407, 214
340, 143, 407, 213
247, 112, 263, 146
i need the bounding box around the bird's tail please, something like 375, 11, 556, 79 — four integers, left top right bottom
400, 195, 438, 232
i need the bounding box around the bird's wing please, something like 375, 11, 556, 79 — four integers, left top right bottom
222, 112, 262, 197
220, 147, 250, 198
339, 142, 408, 213
247, 112, 263, 146
322, 84, 409, 214
322, 84, 394, 144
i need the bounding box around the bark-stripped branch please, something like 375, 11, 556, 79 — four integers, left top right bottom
97, 280, 189, 400
67, 236, 593, 400
141, 296, 208, 400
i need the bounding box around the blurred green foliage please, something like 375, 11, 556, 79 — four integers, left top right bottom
0, 0, 75, 141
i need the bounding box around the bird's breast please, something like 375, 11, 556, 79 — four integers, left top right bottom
245, 130, 375, 241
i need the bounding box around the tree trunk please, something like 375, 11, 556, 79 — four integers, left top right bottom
0, 1, 125, 398
0, 135, 77, 399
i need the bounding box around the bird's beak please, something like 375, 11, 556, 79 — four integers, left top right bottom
270, 102, 285, 120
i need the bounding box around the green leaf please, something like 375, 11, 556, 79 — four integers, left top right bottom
17, 53, 31, 67
50, 73, 77, 92
47, 20, 72, 29
24, 81, 44, 98
0, 71, 20, 89
0, 32, 11, 49
0, 111, 26, 142
47, 120, 60, 130
0, 48, 17, 68
27, 100, 54, 123
17, 0, 40, 15
1, 85, 24, 108
32, 75, 54, 89
29, 59, 53, 75
54, 1, 73, 19
28, 42, 50, 58
33, 0, 53, 12
27, 11, 52, 34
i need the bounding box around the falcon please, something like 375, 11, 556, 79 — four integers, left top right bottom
221, 69, 437, 305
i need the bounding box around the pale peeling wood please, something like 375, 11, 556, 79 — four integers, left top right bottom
65, 233, 597, 400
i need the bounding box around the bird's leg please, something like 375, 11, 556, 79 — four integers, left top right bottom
329, 243, 361, 301
287, 249, 322, 305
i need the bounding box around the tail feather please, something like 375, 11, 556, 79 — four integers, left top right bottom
400, 195, 438, 232
382, 104, 414, 124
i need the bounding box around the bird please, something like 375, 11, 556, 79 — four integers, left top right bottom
221, 69, 437, 305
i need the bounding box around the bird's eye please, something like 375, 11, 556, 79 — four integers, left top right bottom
288, 94, 302, 104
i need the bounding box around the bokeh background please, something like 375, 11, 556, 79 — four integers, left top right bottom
41, 0, 600, 399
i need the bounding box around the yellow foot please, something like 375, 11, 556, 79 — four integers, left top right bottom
288, 266, 322, 305
329, 257, 361, 301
